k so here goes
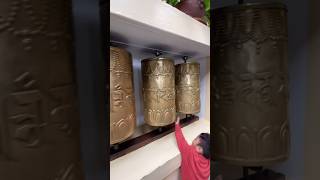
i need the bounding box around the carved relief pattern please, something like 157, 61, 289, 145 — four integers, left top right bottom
213, 3, 290, 166
3, 72, 77, 159
142, 58, 176, 126
0, 0, 71, 51
214, 72, 287, 107
0, 0, 83, 179
175, 63, 200, 114
214, 6, 288, 53
110, 47, 136, 144
54, 163, 82, 180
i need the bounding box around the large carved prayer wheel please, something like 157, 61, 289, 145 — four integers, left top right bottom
213, 3, 290, 166
0, 0, 84, 179
110, 47, 136, 144
175, 62, 200, 114
141, 58, 176, 126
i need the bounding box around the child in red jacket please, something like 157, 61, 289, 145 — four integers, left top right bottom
175, 116, 210, 180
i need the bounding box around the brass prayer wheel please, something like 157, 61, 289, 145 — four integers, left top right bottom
213, 3, 290, 166
175, 62, 201, 114
110, 47, 136, 144
0, 0, 84, 179
141, 58, 176, 126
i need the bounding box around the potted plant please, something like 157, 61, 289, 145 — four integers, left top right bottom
166, 0, 211, 26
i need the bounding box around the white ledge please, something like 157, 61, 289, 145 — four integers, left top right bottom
110, 119, 210, 180
110, 0, 210, 59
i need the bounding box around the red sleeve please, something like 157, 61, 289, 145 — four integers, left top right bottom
175, 123, 189, 154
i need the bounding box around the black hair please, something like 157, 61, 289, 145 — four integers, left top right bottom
198, 133, 210, 159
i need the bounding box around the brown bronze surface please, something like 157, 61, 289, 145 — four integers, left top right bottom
110, 47, 136, 144
175, 62, 200, 114
0, 0, 84, 179
176, 0, 205, 19
213, 3, 290, 166
141, 58, 176, 126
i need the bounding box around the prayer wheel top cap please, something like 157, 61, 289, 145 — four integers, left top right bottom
176, 62, 199, 65
110, 46, 132, 56
214, 2, 287, 13
141, 57, 173, 63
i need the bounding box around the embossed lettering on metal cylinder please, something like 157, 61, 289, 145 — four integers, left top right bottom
0, 0, 84, 179
212, 3, 290, 166
175, 62, 201, 114
110, 47, 136, 144
141, 58, 176, 126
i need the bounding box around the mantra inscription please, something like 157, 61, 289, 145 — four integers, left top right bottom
110, 47, 136, 144
212, 3, 290, 166
141, 58, 176, 126
0, 0, 84, 179
175, 62, 200, 114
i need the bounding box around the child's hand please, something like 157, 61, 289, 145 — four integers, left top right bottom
176, 116, 180, 125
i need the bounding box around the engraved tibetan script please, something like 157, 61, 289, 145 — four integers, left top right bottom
214, 72, 277, 106
142, 58, 176, 126
1, 74, 75, 160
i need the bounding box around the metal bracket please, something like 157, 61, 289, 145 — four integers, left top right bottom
183, 56, 188, 63
243, 166, 263, 179
154, 51, 162, 57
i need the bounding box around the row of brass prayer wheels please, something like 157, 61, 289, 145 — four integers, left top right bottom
110, 47, 201, 144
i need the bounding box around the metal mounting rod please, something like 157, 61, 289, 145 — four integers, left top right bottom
155, 51, 162, 57
183, 56, 188, 63
243, 166, 263, 179
243, 167, 249, 179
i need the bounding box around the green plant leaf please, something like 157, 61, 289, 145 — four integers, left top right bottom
167, 0, 180, 6
203, 15, 210, 27
204, 0, 211, 11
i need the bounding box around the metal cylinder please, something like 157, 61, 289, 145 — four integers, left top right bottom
213, 3, 290, 166
175, 62, 200, 114
0, 0, 84, 179
141, 58, 176, 126
110, 47, 136, 144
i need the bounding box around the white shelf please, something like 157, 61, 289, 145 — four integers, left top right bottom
110, 119, 210, 180
110, 0, 210, 59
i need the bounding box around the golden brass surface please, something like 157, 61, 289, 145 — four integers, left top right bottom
110, 47, 136, 144
175, 62, 200, 114
141, 58, 176, 126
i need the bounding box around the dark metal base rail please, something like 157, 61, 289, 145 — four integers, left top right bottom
109, 115, 199, 161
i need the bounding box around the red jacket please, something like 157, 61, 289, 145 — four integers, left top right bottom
175, 124, 210, 180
